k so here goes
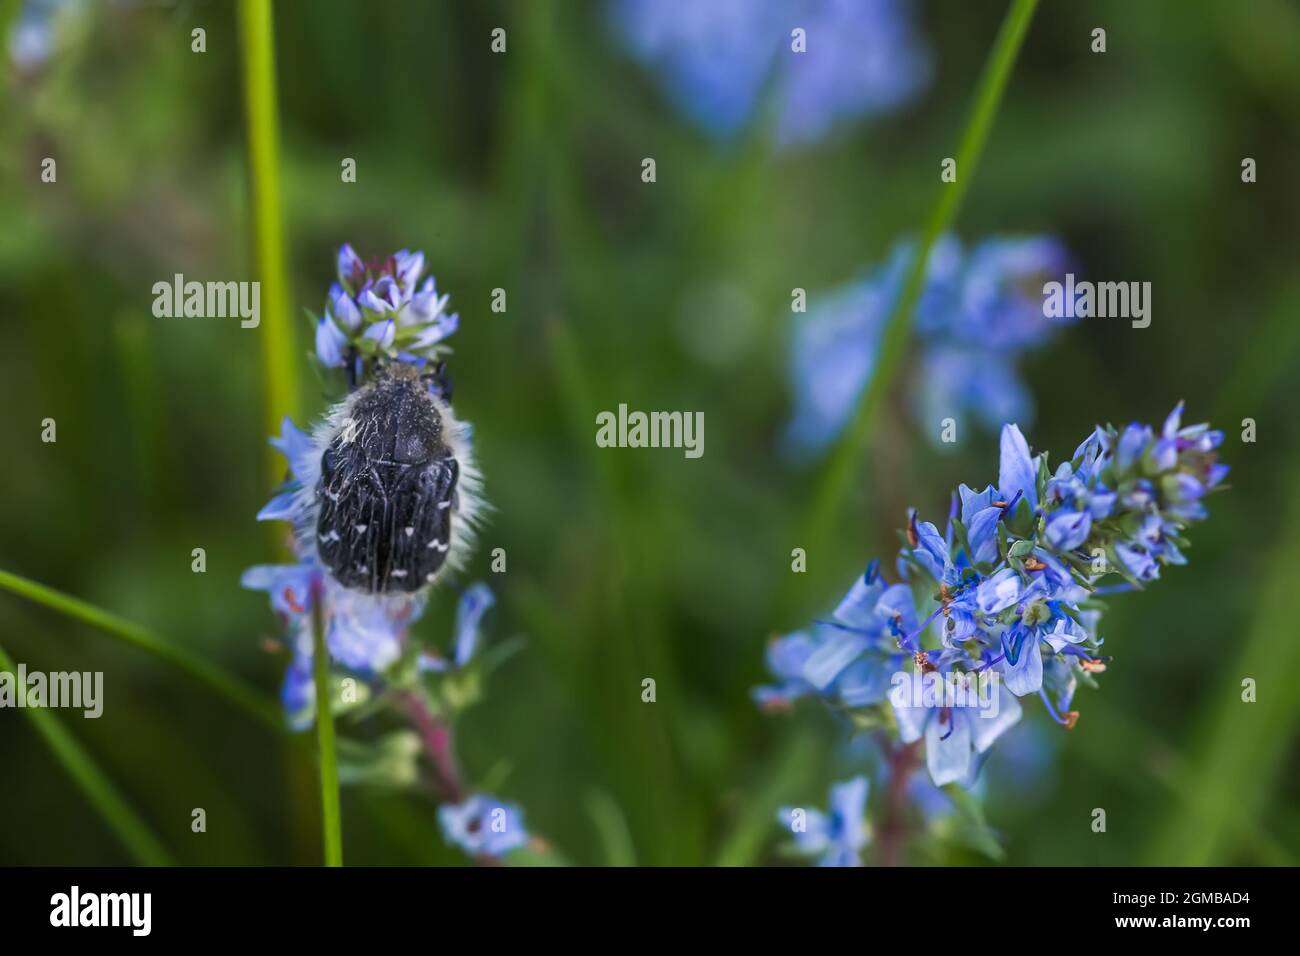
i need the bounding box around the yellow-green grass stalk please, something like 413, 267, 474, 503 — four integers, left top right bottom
237, 0, 300, 485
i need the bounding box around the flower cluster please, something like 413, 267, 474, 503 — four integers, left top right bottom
313, 244, 459, 382
786, 235, 1075, 456
760, 406, 1226, 797
610, 0, 930, 147
245, 244, 528, 862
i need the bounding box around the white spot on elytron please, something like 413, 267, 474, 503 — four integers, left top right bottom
391, 569, 408, 578
356, 524, 368, 532
404, 526, 415, 537
427, 539, 449, 552
437, 500, 451, 510
426, 572, 437, 582
358, 565, 368, 573
319, 530, 341, 543
327, 491, 339, 502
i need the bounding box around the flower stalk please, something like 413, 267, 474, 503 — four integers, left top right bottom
310, 584, 343, 867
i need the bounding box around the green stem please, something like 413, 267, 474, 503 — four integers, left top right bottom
0, 568, 281, 731
800, 0, 1040, 568
237, 0, 300, 483
311, 592, 343, 866
0, 641, 172, 865
0, 570, 432, 858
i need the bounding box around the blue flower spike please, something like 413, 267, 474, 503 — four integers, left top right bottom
760, 407, 1227, 814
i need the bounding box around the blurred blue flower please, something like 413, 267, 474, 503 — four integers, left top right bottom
418, 582, 495, 673
786, 235, 1075, 456
438, 793, 529, 860
778, 776, 870, 866
611, 0, 930, 148
8, 0, 79, 71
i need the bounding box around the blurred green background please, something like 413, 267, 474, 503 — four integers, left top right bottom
1, 0, 1298, 866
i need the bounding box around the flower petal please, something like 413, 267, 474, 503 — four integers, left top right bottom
998, 423, 1038, 508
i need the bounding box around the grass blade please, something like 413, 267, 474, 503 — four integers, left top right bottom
0, 641, 172, 865
0, 568, 281, 731
237, 0, 300, 483
311, 598, 344, 866
800, 0, 1041, 565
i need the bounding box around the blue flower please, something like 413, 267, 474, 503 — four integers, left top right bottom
786, 235, 1075, 456
753, 561, 911, 710
915, 345, 1034, 437
766, 407, 1226, 792
241, 558, 422, 722
785, 237, 958, 455
438, 793, 529, 860
777, 776, 870, 866
891, 672, 1023, 787
315, 245, 459, 370
611, 0, 930, 148
8, 0, 78, 71
771, 0, 932, 147
938, 236, 1075, 351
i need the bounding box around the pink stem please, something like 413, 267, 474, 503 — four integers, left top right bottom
877, 741, 920, 866
404, 693, 464, 804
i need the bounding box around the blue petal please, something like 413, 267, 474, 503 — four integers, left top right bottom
1162, 400, 1185, 439
328, 283, 362, 330
269, 417, 315, 482
958, 483, 996, 524
393, 249, 425, 288
803, 631, 869, 691
925, 707, 972, 786
256, 490, 300, 522
315, 316, 347, 368
877, 583, 920, 636
892, 699, 928, 744
1044, 509, 1091, 551
409, 312, 458, 349
337, 244, 364, 288
831, 570, 885, 628
453, 582, 495, 667
998, 423, 1038, 508
976, 567, 1024, 614
970, 683, 1022, 751
765, 631, 818, 683
362, 319, 396, 349
778, 807, 830, 855
1001, 627, 1044, 696
966, 505, 1002, 564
